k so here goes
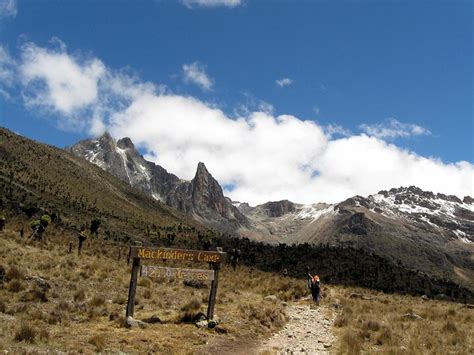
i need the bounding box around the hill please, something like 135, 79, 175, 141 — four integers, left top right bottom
0, 127, 207, 244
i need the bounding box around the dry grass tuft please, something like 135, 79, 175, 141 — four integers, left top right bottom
14, 322, 37, 343
6, 266, 23, 280
180, 298, 203, 322
88, 334, 106, 352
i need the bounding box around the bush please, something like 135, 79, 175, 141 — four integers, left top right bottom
89, 294, 106, 308
89, 334, 106, 351
180, 299, 202, 322
14, 323, 37, 343
6, 265, 23, 280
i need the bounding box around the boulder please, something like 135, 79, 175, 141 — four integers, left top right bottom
403, 312, 423, 320
25, 276, 50, 292
142, 315, 161, 324
264, 295, 278, 302
126, 316, 147, 329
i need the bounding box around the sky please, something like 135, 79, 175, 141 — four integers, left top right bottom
0, 0, 472, 205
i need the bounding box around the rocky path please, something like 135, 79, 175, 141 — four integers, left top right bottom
258, 302, 337, 354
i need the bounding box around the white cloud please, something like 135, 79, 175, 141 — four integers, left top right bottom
276, 77, 293, 87
5, 40, 474, 205
0, 0, 17, 18
324, 124, 351, 138
182, 62, 213, 91
0, 45, 15, 98
181, 0, 241, 8
20, 42, 105, 117
359, 118, 431, 139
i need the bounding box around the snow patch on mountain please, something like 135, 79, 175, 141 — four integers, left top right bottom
296, 205, 335, 221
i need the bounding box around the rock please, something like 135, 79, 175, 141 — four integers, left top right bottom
142, 315, 161, 324
183, 279, 207, 289
324, 343, 332, 348
126, 316, 147, 329
264, 295, 278, 302
25, 276, 50, 292
0, 312, 15, 321
208, 320, 217, 329
421, 295, 429, 301
192, 312, 207, 323
214, 325, 228, 334
403, 312, 423, 320
196, 320, 208, 328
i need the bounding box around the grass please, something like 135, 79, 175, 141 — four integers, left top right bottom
331, 286, 474, 354
0, 226, 473, 354
0, 227, 309, 353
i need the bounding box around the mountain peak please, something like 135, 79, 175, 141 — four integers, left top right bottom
195, 162, 210, 177
98, 131, 114, 142
117, 137, 135, 150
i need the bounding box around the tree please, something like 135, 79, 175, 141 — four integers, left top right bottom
90, 217, 101, 236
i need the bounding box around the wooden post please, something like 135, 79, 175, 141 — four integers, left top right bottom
127, 246, 132, 265
207, 263, 220, 321
125, 257, 141, 318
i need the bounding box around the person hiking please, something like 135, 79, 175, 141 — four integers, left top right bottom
306, 267, 321, 305
310, 275, 321, 305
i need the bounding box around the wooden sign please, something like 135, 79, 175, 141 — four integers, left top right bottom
126, 246, 226, 322
131, 247, 224, 263
141, 265, 215, 281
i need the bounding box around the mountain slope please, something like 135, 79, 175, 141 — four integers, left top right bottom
237, 187, 474, 288
70, 133, 248, 231
0, 128, 204, 242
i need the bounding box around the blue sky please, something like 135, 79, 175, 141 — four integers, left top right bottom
0, 0, 472, 203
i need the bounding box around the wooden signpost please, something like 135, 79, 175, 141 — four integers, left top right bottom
125, 247, 226, 321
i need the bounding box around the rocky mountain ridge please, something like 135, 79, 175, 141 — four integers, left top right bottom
70, 133, 474, 289
69, 133, 248, 231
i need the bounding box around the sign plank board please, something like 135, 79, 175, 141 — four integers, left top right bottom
141, 265, 215, 281
131, 247, 224, 263
126, 246, 226, 321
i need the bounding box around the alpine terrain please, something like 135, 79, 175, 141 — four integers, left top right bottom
71, 133, 474, 289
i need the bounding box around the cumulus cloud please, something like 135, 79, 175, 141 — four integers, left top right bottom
182, 62, 213, 91
276, 77, 293, 87
20, 42, 105, 118
181, 0, 241, 8
360, 118, 431, 139
0, 0, 17, 18
5, 40, 474, 204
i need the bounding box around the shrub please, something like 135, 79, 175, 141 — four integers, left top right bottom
89, 334, 106, 351
180, 299, 202, 322
89, 294, 106, 308
73, 289, 86, 302
442, 321, 457, 333
14, 322, 37, 343
341, 330, 362, 354
7, 279, 24, 293
6, 265, 23, 280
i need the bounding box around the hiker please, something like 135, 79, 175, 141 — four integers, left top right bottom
230, 248, 241, 271
310, 275, 321, 305
306, 268, 321, 305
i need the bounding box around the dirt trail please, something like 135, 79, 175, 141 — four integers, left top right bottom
258, 302, 337, 354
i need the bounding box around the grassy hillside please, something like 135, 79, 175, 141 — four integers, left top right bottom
0, 127, 206, 242
1, 227, 473, 354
